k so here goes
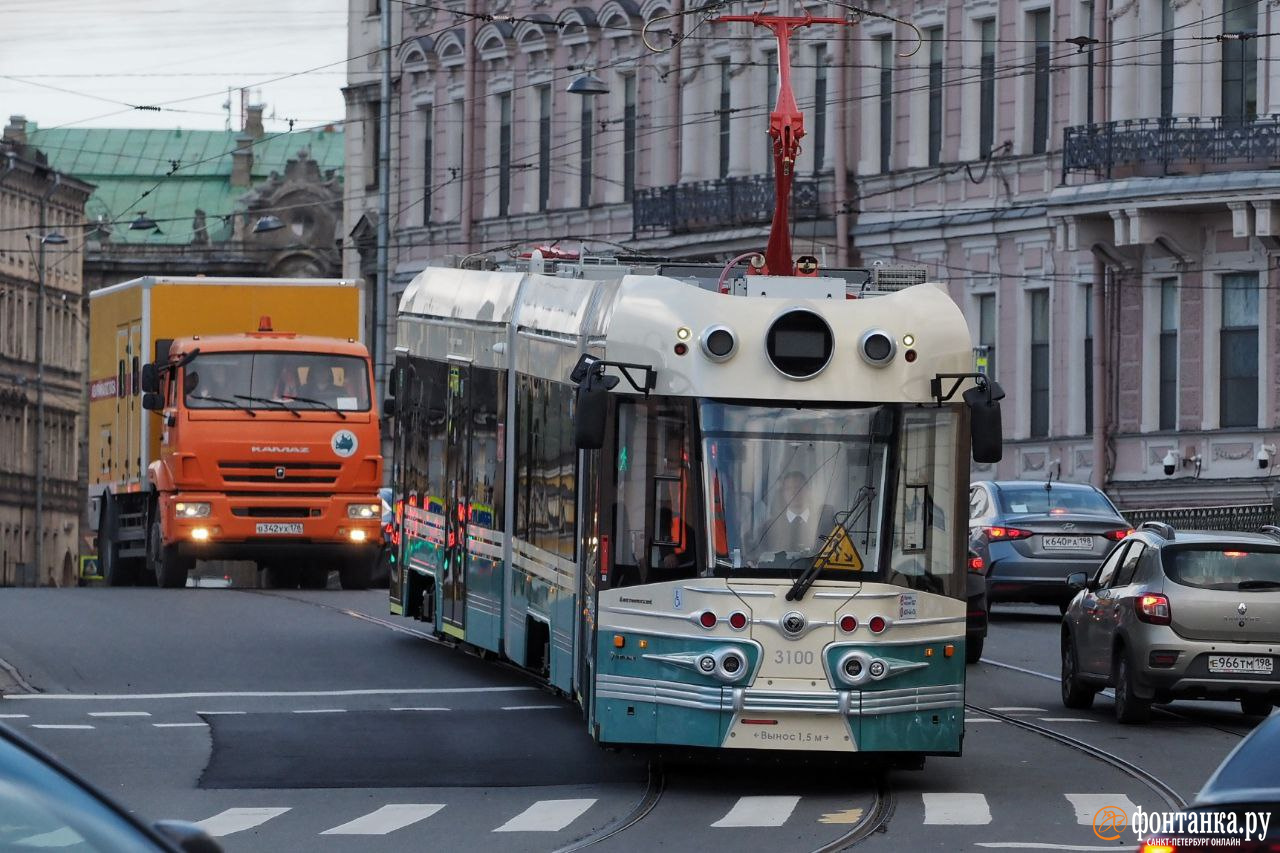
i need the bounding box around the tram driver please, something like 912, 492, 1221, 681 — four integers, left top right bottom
757, 471, 831, 559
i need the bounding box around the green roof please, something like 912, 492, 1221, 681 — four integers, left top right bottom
27, 125, 344, 245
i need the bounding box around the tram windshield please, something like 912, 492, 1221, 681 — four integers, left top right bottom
700, 402, 964, 594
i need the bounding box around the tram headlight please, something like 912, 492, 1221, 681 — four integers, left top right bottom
858, 329, 897, 367
700, 325, 738, 362
843, 657, 863, 679
713, 648, 749, 684
837, 650, 876, 687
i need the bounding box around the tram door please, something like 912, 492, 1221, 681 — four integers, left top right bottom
441, 362, 471, 639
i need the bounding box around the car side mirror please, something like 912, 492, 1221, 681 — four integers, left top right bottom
152, 820, 223, 853
140, 363, 159, 394
382, 396, 397, 418
142, 392, 163, 412
1066, 571, 1089, 593
964, 379, 1005, 464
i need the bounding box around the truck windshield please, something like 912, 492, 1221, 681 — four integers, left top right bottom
185, 352, 371, 412
700, 402, 891, 575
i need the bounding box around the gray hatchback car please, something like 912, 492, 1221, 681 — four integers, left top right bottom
969, 481, 1132, 611
1061, 522, 1280, 723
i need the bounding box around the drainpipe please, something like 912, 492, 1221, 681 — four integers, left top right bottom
1091, 255, 1108, 490
832, 23, 851, 267
670, 0, 683, 187
460, 0, 478, 254
375, 0, 391, 401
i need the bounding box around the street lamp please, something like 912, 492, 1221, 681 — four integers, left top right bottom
129, 212, 159, 232
252, 214, 285, 233
567, 72, 610, 96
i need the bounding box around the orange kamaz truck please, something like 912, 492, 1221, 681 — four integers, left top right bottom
88, 276, 383, 589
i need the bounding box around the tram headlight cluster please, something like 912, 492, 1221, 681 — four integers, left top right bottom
697, 648, 749, 684
700, 326, 738, 362
837, 650, 891, 687
858, 329, 897, 367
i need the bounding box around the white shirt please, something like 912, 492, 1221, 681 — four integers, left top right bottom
786, 508, 810, 524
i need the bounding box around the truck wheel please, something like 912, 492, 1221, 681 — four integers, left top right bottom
148, 519, 192, 589
299, 569, 329, 590
263, 564, 299, 589
339, 556, 373, 590
100, 500, 134, 587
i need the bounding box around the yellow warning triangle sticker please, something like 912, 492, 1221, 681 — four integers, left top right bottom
817, 525, 863, 571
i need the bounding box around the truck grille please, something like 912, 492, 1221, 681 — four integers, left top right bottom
218, 461, 341, 486
230, 507, 316, 518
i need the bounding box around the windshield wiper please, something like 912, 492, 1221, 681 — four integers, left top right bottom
786, 485, 875, 602
193, 395, 256, 417
283, 394, 348, 419
235, 394, 301, 418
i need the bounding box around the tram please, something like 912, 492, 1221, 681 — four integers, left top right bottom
382, 11, 1004, 759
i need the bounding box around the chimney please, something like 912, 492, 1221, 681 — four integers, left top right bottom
3, 115, 27, 146
230, 133, 253, 188
244, 104, 265, 140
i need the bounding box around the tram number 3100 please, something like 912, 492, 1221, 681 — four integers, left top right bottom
774, 650, 816, 666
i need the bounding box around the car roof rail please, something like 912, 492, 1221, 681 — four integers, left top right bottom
1259, 525, 1280, 541
1137, 520, 1175, 540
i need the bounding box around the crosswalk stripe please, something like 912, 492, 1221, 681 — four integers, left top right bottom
0, 714, 29, 719
711, 796, 801, 828
1064, 794, 1137, 826
320, 804, 445, 835
154, 722, 207, 728
1039, 718, 1098, 723
923, 793, 992, 825
194, 807, 290, 837
31, 724, 94, 730
89, 711, 151, 717
493, 799, 596, 832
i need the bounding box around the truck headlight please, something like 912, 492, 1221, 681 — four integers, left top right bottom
347, 503, 380, 519
174, 502, 211, 518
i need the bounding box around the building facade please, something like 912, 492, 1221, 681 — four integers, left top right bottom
346, 0, 1280, 508
0, 130, 93, 586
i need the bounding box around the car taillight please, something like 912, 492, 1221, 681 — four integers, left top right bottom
1103, 528, 1134, 541
1136, 593, 1171, 625
839, 614, 858, 633
984, 526, 1032, 541
968, 555, 985, 572
698, 611, 718, 629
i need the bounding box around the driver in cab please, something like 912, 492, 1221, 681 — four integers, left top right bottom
758, 471, 827, 557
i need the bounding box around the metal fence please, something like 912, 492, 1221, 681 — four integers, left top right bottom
1122, 503, 1278, 532
1061, 114, 1280, 180
633, 174, 819, 233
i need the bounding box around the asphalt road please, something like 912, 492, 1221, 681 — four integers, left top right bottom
0, 588, 1257, 853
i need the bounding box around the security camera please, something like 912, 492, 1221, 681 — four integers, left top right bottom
1162, 450, 1178, 477
1258, 444, 1276, 470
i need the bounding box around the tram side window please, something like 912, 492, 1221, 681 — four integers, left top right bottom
514, 375, 576, 560
424, 359, 448, 516
468, 367, 505, 531
613, 401, 649, 582
887, 408, 963, 598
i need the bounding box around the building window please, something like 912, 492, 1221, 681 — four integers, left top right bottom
538, 85, 552, 212
766, 51, 778, 176
1159, 278, 1178, 430
1030, 290, 1050, 437
1083, 285, 1093, 434
979, 20, 996, 156
977, 292, 997, 380
498, 93, 512, 217
1083, 2, 1096, 124
623, 75, 637, 202
422, 107, 433, 227
1031, 9, 1051, 155
366, 101, 381, 190
580, 98, 593, 208
813, 47, 828, 173
718, 59, 731, 179
928, 28, 944, 167
1220, 272, 1259, 428
1160, 0, 1174, 118
1223, 0, 1258, 122
879, 37, 893, 173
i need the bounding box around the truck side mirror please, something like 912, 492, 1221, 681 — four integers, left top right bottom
964, 379, 1005, 464
573, 372, 617, 450
382, 396, 397, 418
140, 363, 159, 394
142, 392, 164, 412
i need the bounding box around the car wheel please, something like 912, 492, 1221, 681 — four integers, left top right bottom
1058, 600, 1071, 616
966, 636, 984, 665
1113, 652, 1151, 724
148, 517, 192, 589
1060, 635, 1097, 710
1240, 697, 1274, 717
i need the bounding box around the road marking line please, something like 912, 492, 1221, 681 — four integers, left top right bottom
391, 707, 450, 712
321, 804, 445, 835
31, 724, 94, 730
0, 714, 29, 719
14, 828, 81, 847
1064, 794, 1137, 826
819, 807, 865, 825
501, 705, 560, 711
982, 658, 1117, 698
89, 711, 152, 717
989, 707, 1047, 712
976, 844, 1137, 850
154, 722, 208, 728
712, 796, 801, 828
292, 709, 346, 714
1039, 717, 1098, 723
2, 687, 537, 701
494, 799, 596, 832
197, 711, 247, 715
194, 807, 290, 837
923, 793, 992, 825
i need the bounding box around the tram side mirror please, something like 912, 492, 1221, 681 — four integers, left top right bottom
382, 396, 397, 418
574, 371, 618, 450
964, 379, 1005, 464
140, 362, 159, 394
142, 392, 163, 412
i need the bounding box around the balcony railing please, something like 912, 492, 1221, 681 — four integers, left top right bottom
633, 174, 819, 234
1063, 115, 1280, 180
